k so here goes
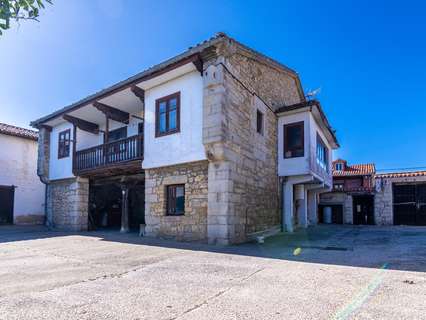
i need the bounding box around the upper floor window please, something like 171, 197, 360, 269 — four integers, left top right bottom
156, 92, 180, 137
256, 110, 264, 135
335, 163, 343, 171
316, 134, 328, 171
107, 126, 127, 143
58, 129, 71, 159
334, 182, 344, 191
284, 121, 304, 158
166, 184, 185, 216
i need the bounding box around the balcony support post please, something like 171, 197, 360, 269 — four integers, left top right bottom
72, 124, 77, 174
120, 184, 130, 233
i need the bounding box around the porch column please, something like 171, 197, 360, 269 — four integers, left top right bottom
307, 190, 319, 225
282, 180, 294, 232
120, 185, 130, 233
295, 184, 308, 228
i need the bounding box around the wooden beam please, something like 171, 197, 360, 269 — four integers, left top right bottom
93, 101, 129, 124
63, 114, 99, 134
192, 55, 203, 75
130, 86, 145, 103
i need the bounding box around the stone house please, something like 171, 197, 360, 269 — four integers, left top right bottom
0, 123, 45, 225
31, 33, 339, 244
319, 159, 376, 225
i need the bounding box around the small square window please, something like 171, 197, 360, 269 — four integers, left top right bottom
58, 129, 71, 159
256, 110, 264, 135
335, 163, 343, 171
166, 184, 185, 216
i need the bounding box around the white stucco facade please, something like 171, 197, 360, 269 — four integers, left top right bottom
142, 70, 206, 169
0, 133, 45, 224
49, 121, 74, 180
277, 107, 336, 232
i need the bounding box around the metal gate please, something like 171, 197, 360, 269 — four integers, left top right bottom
393, 183, 426, 226
0, 186, 14, 224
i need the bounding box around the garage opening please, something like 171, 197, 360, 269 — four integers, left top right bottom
0, 186, 14, 225
393, 183, 426, 226
88, 181, 145, 231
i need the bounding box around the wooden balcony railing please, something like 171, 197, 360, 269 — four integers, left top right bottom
74, 134, 143, 173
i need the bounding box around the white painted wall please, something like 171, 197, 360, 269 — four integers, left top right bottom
278, 110, 333, 186
308, 113, 332, 186
142, 70, 206, 169
49, 121, 74, 180
0, 134, 44, 220
278, 112, 311, 176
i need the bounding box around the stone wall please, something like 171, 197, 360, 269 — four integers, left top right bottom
203, 59, 280, 244
319, 192, 353, 224
46, 177, 89, 231
37, 127, 50, 183
220, 40, 303, 109
145, 161, 209, 242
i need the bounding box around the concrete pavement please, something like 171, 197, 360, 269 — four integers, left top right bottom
0, 225, 425, 319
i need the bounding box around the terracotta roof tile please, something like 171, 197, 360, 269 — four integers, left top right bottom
333, 161, 375, 177
0, 122, 38, 141
375, 171, 426, 179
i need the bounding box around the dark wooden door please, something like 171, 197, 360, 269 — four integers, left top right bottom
0, 186, 14, 224
394, 184, 426, 226
353, 195, 375, 225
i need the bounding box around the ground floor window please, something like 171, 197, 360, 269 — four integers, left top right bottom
166, 184, 185, 215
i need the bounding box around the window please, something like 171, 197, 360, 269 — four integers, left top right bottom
138, 122, 143, 135
334, 182, 344, 191
316, 134, 328, 171
156, 92, 180, 137
335, 163, 343, 171
107, 127, 127, 143
58, 129, 71, 159
256, 110, 264, 135
284, 121, 304, 158
166, 184, 185, 216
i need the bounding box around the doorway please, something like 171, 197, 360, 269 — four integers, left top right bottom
0, 186, 14, 225
353, 195, 375, 225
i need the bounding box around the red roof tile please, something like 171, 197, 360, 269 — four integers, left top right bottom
375, 171, 426, 179
333, 161, 376, 177
0, 122, 38, 141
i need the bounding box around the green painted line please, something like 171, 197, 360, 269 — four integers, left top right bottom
333, 263, 389, 320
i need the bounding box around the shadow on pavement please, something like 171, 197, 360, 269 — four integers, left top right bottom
1, 224, 425, 273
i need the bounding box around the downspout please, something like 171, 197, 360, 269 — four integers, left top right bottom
36, 126, 52, 228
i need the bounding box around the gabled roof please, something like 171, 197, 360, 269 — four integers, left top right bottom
275, 99, 339, 148
376, 171, 426, 179
31, 32, 303, 128
0, 122, 38, 141
333, 161, 375, 177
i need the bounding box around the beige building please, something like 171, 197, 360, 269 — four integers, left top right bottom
0, 123, 45, 225
31, 33, 339, 244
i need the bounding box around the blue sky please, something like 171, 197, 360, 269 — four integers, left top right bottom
1, 0, 425, 170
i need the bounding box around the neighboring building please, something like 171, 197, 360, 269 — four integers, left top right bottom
31, 33, 338, 244
0, 123, 45, 225
375, 171, 426, 226
319, 159, 376, 225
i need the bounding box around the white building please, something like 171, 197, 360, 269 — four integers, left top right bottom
31, 33, 339, 244
0, 123, 45, 225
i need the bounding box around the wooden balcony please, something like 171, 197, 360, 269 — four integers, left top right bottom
74, 134, 143, 177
